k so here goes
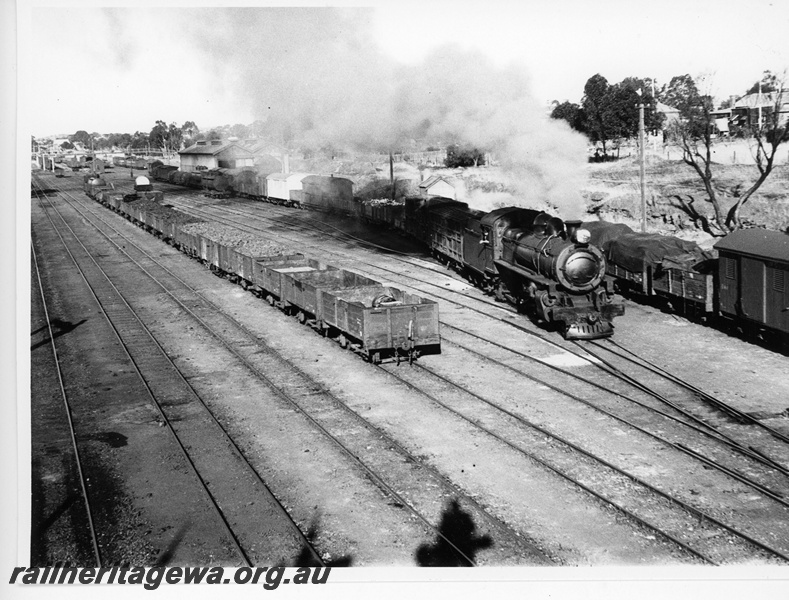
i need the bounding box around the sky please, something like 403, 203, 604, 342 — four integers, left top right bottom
20, 0, 789, 139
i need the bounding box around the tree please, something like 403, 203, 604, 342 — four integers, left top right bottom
181, 121, 199, 147
93, 136, 111, 150
550, 101, 586, 133
615, 77, 664, 135
746, 70, 780, 95
666, 73, 789, 233
582, 74, 612, 154
149, 120, 169, 151
726, 80, 789, 227
581, 74, 664, 155
130, 131, 149, 150
167, 122, 183, 152
69, 130, 92, 148
664, 75, 727, 233
445, 144, 486, 168
229, 123, 250, 140
108, 132, 132, 150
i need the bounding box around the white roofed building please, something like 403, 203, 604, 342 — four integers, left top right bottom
419, 175, 458, 200
179, 140, 255, 172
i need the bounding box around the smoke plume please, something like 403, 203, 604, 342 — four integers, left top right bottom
110, 7, 590, 217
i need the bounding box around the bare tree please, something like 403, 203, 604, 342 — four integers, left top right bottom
667, 73, 788, 234
727, 80, 789, 228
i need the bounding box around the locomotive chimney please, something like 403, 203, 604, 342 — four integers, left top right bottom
565, 219, 582, 241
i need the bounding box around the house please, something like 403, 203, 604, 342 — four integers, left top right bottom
731, 92, 789, 129
656, 102, 681, 131
179, 140, 255, 172
419, 175, 458, 200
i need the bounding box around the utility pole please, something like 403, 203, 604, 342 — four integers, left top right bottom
637, 88, 647, 233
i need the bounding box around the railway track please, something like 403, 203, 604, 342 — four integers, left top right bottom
32, 180, 324, 566
30, 241, 102, 566
160, 191, 789, 461
33, 175, 554, 566
39, 172, 789, 564
142, 184, 789, 563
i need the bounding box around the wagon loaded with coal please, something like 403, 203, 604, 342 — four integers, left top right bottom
85, 183, 441, 363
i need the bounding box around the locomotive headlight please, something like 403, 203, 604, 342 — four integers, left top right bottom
575, 228, 591, 244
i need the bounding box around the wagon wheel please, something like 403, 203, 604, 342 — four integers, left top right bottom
266, 294, 275, 306
338, 334, 348, 349
297, 311, 306, 324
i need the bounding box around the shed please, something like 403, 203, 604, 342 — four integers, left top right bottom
179, 140, 255, 172
419, 175, 458, 200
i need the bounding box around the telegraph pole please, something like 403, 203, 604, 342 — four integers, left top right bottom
637, 88, 647, 232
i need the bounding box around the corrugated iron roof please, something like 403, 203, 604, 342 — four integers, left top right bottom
420, 175, 459, 189
656, 102, 680, 114
180, 141, 254, 157
734, 92, 789, 110
714, 228, 789, 262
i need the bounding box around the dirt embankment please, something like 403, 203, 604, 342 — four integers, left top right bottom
582, 155, 789, 245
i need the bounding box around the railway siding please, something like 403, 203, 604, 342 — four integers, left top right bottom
30, 169, 789, 566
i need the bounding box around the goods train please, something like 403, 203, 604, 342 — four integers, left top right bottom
83, 173, 440, 364
147, 162, 624, 339
149, 160, 789, 346
113, 156, 149, 170
583, 221, 789, 346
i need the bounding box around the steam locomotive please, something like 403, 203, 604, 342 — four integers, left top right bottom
405, 198, 624, 339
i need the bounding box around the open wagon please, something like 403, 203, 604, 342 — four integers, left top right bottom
252, 255, 337, 310
319, 285, 440, 364
216, 245, 274, 289
279, 268, 379, 329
